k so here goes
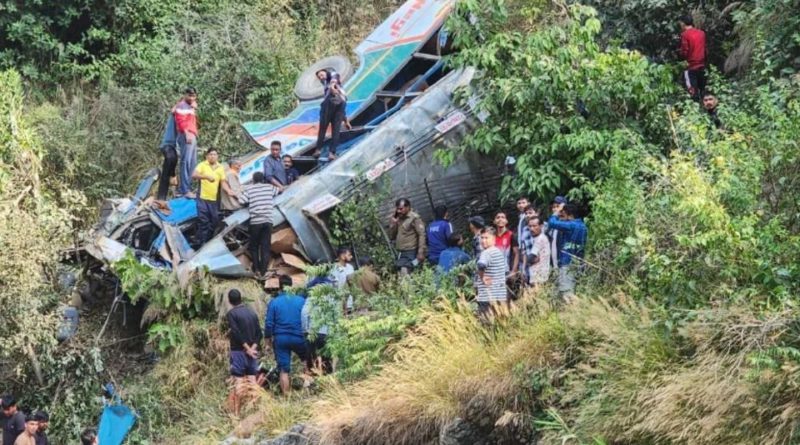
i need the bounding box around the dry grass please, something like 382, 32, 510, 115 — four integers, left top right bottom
311, 297, 568, 445
300, 294, 800, 445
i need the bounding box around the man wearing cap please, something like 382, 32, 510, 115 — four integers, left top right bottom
468, 216, 486, 258
2, 395, 26, 445
32, 412, 48, 445
173, 87, 199, 198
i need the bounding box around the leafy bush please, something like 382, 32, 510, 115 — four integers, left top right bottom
728, 0, 800, 76
0, 68, 105, 444
328, 181, 396, 273
450, 2, 674, 201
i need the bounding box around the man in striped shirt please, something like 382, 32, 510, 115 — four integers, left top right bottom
476, 227, 509, 319
239, 172, 277, 278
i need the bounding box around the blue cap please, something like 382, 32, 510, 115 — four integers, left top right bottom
553, 196, 567, 204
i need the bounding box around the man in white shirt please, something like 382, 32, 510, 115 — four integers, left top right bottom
525, 216, 551, 288
328, 247, 355, 313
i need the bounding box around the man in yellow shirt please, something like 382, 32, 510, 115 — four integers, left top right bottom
192, 148, 226, 244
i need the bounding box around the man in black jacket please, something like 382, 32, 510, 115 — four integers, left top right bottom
2, 395, 25, 445
225, 289, 262, 414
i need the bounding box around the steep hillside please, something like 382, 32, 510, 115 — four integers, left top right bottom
1, 0, 799, 444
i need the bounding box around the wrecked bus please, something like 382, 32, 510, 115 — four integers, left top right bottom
79, 0, 503, 287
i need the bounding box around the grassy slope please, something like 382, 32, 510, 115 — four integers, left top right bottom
305, 292, 800, 445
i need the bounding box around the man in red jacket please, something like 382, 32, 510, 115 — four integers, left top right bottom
679, 15, 707, 101
173, 87, 199, 198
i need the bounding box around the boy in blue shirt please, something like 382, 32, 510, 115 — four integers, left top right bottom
547, 203, 588, 302
438, 233, 471, 273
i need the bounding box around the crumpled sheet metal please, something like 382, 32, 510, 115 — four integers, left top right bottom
270, 68, 477, 262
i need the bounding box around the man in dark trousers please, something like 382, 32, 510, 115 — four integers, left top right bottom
239, 172, 277, 278
388, 198, 427, 275
2, 395, 25, 445
314, 69, 351, 160
225, 288, 262, 415
679, 15, 707, 101
156, 111, 178, 201
264, 275, 309, 395
191, 148, 226, 244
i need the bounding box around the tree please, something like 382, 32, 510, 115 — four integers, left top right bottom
448, 2, 673, 201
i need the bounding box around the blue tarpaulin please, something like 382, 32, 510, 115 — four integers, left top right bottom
97, 384, 136, 445
154, 196, 198, 225
98, 403, 136, 445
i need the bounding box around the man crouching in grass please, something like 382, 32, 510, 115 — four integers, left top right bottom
226, 288, 262, 415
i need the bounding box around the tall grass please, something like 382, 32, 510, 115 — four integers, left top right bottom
303, 293, 800, 445
312, 297, 569, 444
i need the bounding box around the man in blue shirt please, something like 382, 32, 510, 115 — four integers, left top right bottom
426, 205, 453, 264
262, 140, 287, 191
547, 203, 588, 302
264, 275, 308, 394
283, 154, 300, 185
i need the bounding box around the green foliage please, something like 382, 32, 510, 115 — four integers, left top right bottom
450, 2, 674, 201
0, 0, 182, 82
329, 180, 396, 273
304, 265, 471, 381
0, 68, 103, 445
586, 80, 800, 307
582, 0, 738, 65
113, 252, 216, 351
729, 0, 800, 76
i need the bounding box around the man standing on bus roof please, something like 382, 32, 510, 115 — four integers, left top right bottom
173, 87, 199, 198
314, 69, 351, 161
